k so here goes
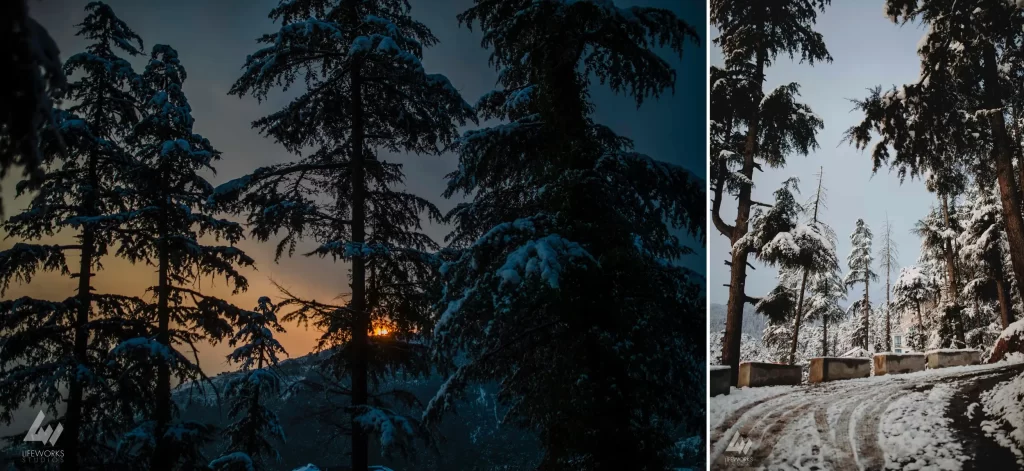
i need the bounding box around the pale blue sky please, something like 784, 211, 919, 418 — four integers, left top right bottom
710, 2, 937, 306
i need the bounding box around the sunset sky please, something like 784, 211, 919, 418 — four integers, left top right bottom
2, 0, 707, 377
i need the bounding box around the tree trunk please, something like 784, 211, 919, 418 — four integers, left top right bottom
996, 277, 1014, 329
862, 278, 870, 350
1013, 104, 1024, 202
722, 44, 765, 386
349, 65, 369, 471
822, 317, 828, 357
152, 190, 172, 471
982, 43, 1024, 309
940, 195, 966, 346
885, 272, 891, 352
62, 150, 98, 471
916, 301, 924, 351
789, 270, 810, 365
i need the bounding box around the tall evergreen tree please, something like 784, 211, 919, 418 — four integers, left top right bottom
959, 185, 1016, 329
110, 44, 254, 471
210, 296, 288, 471
912, 198, 968, 347
848, 0, 1024, 317
844, 219, 876, 350
424, 1, 703, 469
710, 0, 830, 384
740, 178, 837, 365
786, 167, 839, 364
892, 266, 938, 351
877, 217, 900, 351
217, 2, 474, 469
805, 265, 846, 356
0, 0, 65, 213
0, 3, 143, 468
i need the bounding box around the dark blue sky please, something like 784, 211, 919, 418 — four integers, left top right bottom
32, 0, 707, 272
11, 0, 706, 373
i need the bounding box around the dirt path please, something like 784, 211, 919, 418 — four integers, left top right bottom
709, 363, 1024, 470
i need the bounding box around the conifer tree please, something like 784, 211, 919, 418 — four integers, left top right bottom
785, 167, 839, 363
877, 217, 900, 351
711, 0, 831, 384
848, 0, 1024, 314
805, 266, 846, 356
216, 2, 474, 469
0, 0, 65, 212
425, 1, 703, 469
959, 185, 1016, 328
210, 297, 288, 471
741, 178, 837, 364
0, 3, 143, 468
892, 266, 937, 351
110, 44, 254, 471
845, 219, 876, 350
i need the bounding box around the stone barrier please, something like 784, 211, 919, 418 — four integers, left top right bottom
737, 362, 802, 388
926, 349, 981, 368
710, 365, 731, 396
808, 357, 871, 383
873, 353, 926, 376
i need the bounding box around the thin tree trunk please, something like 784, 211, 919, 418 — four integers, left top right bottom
789, 270, 810, 365
722, 44, 764, 386
862, 278, 870, 350
885, 269, 891, 352
982, 43, 1024, 310
996, 277, 1014, 329
916, 301, 924, 351
822, 317, 828, 357
940, 195, 966, 346
152, 189, 171, 471
62, 150, 98, 471
349, 64, 369, 471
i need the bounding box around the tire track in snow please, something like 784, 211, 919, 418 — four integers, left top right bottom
710, 363, 1024, 471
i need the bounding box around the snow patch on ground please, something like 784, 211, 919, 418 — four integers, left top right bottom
762, 414, 832, 470
979, 372, 1024, 465
880, 383, 965, 470
708, 385, 793, 430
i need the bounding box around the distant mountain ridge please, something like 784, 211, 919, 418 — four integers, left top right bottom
709, 303, 766, 337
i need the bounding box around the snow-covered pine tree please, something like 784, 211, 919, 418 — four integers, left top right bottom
784, 166, 840, 364
959, 183, 1016, 329
210, 297, 288, 471
804, 267, 846, 356
892, 266, 938, 351
739, 178, 837, 364
711, 0, 830, 384
0, 0, 65, 213
877, 217, 900, 351
425, 1, 702, 469
912, 200, 968, 347
216, 2, 474, 469
844, 219, 877, 350
110, 44, 254, 471
0, 3, 144, 468
849, 0, 1024, 318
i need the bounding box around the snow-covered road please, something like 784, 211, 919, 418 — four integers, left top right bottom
709, 361, 1024, 471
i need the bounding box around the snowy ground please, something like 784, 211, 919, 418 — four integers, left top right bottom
709, 360, 1024, 470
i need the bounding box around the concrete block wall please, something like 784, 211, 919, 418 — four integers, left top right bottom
873, 353, 926, 375
737, 362, 801, 388
808, 357, 871, 383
